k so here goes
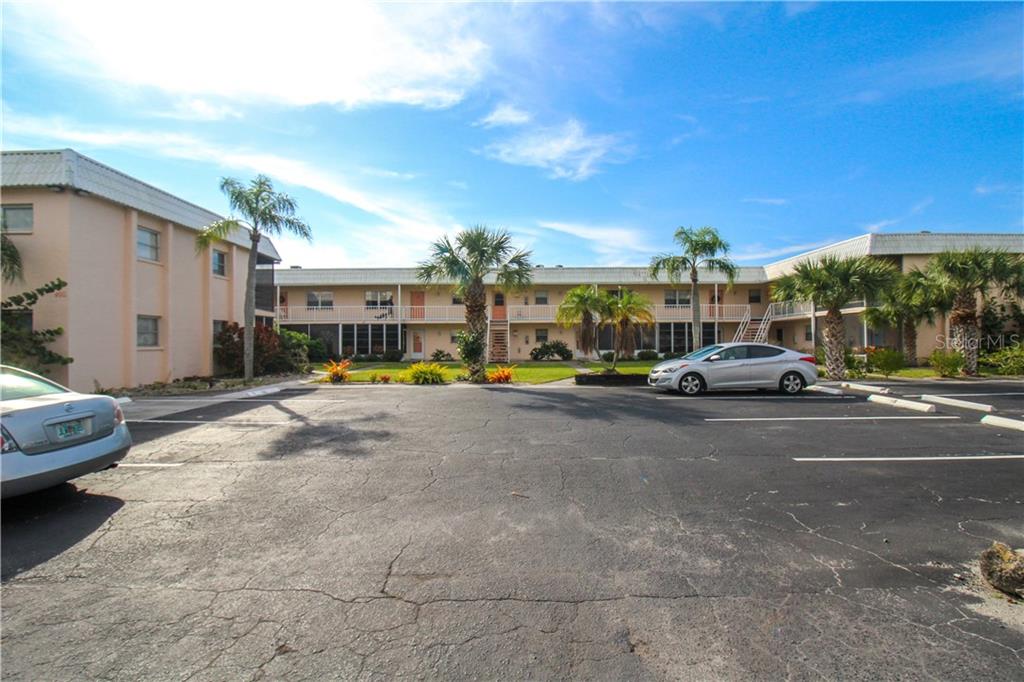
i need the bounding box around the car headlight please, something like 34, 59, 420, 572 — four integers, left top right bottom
662, 366, 680, 374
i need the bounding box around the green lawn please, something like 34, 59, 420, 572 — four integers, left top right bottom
343, 361, 577, 384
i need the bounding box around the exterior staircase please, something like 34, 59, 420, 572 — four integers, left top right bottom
732, 304, 776, 344
737, 319, 764, 342
488, 320, 510, 363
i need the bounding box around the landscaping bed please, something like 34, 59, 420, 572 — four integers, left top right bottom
575, 372, 649, 386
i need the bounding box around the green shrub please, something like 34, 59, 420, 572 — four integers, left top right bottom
636, 349, 659, 361
529, 340, 573, 361
383, 349, 404, 362
868, 349, 904, 378
455, 330, 485, 364
815, 345, 865, 377
662, 352, 685, 359
601, 351, 615, 363
405, 362, 447, 385
430, 348, 454, 362
979, 344, 1024, 375
928, 350, 964, 377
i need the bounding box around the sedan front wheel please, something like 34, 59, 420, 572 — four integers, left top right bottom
677, 373, 705, 395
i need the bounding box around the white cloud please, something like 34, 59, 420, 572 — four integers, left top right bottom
974, 182, 1015, 195
358, 166, 417, 181
485, 119, 627, 181
535, 220, 655, 265
742, 197, 788, 206
2, 111, 458, 267
477, 103, 531, 127
4, 2, 488, 110
447, 180, 469, 190
784, 3, 820, 18
862, 196, 933, 233
153, 98, 242, 122
733, 239, 836, 262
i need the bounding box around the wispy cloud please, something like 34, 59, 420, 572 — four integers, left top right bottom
784, 2, 820, 19
2, 111, 458, 267
668, 114, 707, 146
974, 182, 1017, 196
477, 103, 531, 127
152, 98, 242, 122
447, 180, 469, 190
534, 220, 655, 265
4, 3, 488, 110
485, 119, 628, 181
733, 239, 835, 262
742, 197, 788, 206
358, 166, 417, 181
862, 197, 934, 233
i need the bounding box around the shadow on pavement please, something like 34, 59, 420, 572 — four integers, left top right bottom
2, 483, 124, 581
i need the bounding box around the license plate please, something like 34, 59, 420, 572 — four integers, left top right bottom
56, 419, 85, 439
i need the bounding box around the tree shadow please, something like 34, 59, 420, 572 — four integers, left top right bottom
2, 483, 124, 581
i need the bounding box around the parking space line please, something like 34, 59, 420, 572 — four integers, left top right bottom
118, 462, 186, 467
656, 395, 855, 401
128, 398, 346, 403
794, 454, 1024, 462
131, 419, 297, 426
706, 416, 959, 422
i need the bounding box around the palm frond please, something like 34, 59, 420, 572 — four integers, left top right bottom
1, 231, 25, 284
195, 219, 243, 253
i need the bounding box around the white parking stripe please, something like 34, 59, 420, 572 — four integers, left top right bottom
656, 396, 855, 400
794, 455, 1024, 462
706, 416, 959, 422
118, 462, 185, 467
131, 419, 295, 426
128, 398, 345, 403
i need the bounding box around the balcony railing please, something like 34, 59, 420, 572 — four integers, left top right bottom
651, 304, 750, 322
768, 301, 815, 320
507, 305, 559, 321
276, 305, 465, 323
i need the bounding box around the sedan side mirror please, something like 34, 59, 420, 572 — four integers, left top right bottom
707, 354, 721, 362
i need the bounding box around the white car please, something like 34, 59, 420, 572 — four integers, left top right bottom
1, 365, 131, 498
648, 343, 818, 395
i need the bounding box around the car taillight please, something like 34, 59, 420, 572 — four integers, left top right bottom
799, 356, 816, 364
1, 426, 19, 454
113, 405, 125, 425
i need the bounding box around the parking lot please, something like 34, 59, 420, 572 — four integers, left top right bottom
3, 380, 1023, 679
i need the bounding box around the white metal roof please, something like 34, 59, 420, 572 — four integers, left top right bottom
1, 149, 281, 262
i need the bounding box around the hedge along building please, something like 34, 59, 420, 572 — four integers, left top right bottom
274, 232, 1023, 363
1, 149, 280, 392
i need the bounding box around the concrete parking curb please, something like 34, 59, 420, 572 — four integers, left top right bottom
841, 382, 892, 394
867, 394, 936, 413
980, 415, 1024, 432
920, 395, 996, 413
807, 385, 844, 395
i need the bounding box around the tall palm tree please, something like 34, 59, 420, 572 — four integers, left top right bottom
1, 230, 24, 284
418, 226, 532, 382
924, 249, 1023, 376
772, 256, 898, 380
197, 176, 311, 381
555, 284, 609, 360
602, 289, 655, 370
863, 269, 938, 367
649, 226, 736, 351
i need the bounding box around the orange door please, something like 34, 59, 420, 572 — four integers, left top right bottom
411, 291, 425, 319
492, 292, 506, 320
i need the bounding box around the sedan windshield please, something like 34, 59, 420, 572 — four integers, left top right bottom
683, 345, 724, 361
0, 368, 68, 401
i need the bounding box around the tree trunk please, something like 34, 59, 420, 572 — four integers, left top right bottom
949, 294, 979, 375
464, 278, 487, 382
902, 319, 918, 367
823, 309, 846, 381
690, 270, 701, 351
243, 231, 261, 382
579, 311, 595, 358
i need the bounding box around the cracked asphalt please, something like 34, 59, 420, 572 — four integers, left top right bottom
2, 382, 1023, 679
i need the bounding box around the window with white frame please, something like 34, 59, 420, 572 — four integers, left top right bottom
137, 316, 160, 347
748, 288, 762, 304
535, 328, 549, 343
212, 250, 227, 276
365, 291, 394, 307
306, 291, 334, 308
213, 320, 228, 346
664, 289, 691, 305
534, 291, 549, 305
137, 227, 160, 261
1, 205, 33, 233
452, 294, 464, 304
804, 325, 813, 342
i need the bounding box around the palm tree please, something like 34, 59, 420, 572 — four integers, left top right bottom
602, 289, 655, 371
197, 176, 311, 381
924, 249, 1023, 376
863, 269, 938, 367
555, 285, 609, 360
418, 226, 532, 382
772, 256, 898, 380
649, 226, 736, 351
1, 230, 24, 284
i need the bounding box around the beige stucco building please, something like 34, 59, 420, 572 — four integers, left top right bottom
275, 232, 1023, 363
1, 149, 280, 392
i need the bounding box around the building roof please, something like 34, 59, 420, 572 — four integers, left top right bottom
1, 149, 281, 262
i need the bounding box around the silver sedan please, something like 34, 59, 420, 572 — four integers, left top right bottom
1, 365, 131, 498
648, 343, 819, 395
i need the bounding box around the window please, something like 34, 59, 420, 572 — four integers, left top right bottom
5, 310, 32, 333
665, 290, 691, 305
748, 289, 762, 304
536, 328, 549, 343
494, 292, 505, 306
804, 325, 813, 342
212, 250, 227, 277
450, 332, 460, 344
534, 291, 549, 305
749, 346, 785, 358
213, 320, 227, 346
1, 205, 33, 233
775, 328, 784, 343
137, 316, 160, 347
137, 227, 160, 261
718, 346, 750, 361
452, 294, 464, 305
306, 291, 333, 308
365, 291, 394, 307
1, 366, 67, 401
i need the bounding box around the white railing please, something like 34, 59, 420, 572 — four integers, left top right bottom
507, 305, 559, 321
768, 301, 814, 320
276, 305, 465, 323
732, 308, 752, 342
652, 304, 750, 322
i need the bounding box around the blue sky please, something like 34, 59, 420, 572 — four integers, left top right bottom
2, 2, 1021, 268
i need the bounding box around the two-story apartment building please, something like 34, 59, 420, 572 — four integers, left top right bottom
275, 232, 1023, 363
1, 149, 280, 391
